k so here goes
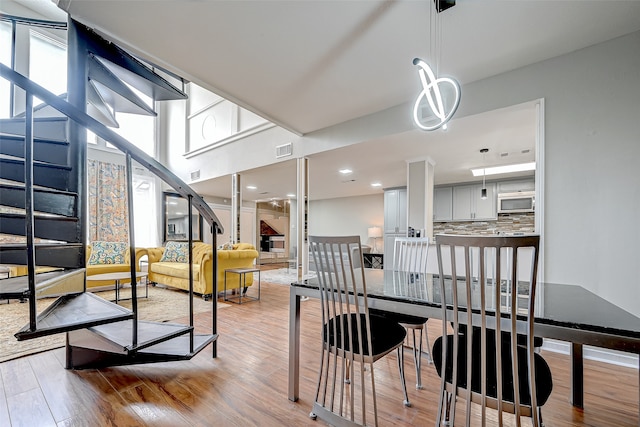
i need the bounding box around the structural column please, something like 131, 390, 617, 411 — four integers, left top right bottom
407, 158, 435, 239
231, 173, 241, 243
295, 158, 309, 281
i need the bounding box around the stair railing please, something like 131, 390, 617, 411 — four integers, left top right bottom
0, 64, 222, 233
1, 63, 223, 353
0, 13, 67, 118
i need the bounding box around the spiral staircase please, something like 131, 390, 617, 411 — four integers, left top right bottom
0, 15, 223, 369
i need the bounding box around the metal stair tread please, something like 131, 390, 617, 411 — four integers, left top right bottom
0, 244, 84, 270
0, 180, 76, 195
138, 333, 217, 357
88, 320, 195, 352
0, 212, 78, 222
0, 132, 68, 145
0, 155, 72, 170
0, 182, 77, 217
0, 211, 78, 220
0, 268, 79, 299
15, 292, 134, 341
0, 116, 68, 140
88, 54, 157, 116
0, 242, 82, 250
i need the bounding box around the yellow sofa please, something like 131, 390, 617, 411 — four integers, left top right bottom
147, 242, 259, 299
5, 243, 147, 290
85, 243, 147, 289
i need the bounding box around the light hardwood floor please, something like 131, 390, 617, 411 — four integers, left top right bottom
0, 279, 638, 426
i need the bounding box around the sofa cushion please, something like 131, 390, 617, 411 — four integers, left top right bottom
151, 261, 200, 281
160, 241, 190, 263
88, 241, 127, 265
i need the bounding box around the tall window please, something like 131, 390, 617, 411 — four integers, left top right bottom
132, 174, 158, 246
29, 30, 67, 99
112, 87, 155, 156
0, 21, 12, 118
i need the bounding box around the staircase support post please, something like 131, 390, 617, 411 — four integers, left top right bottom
66, 17, 88, 268
125, 154, 138, 348
24, 92, 37, 330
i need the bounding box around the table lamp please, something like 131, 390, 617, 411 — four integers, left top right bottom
367, 226, 382, 253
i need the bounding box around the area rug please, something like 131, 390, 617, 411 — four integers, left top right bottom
0, 286, 227, 363
260, 268, 316, 285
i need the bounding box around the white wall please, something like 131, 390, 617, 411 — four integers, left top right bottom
457, 31, 640, 317
299, 31, 640, 317
309, 194, 384, 250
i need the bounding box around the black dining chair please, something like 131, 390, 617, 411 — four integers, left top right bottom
370, 237, 432, 390
433, 234, 553, 427
308, 235, 410, 427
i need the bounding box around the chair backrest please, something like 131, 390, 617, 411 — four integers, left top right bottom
392, 237, 429, 273
308, 235, 376, 426
435, 234, 543, 427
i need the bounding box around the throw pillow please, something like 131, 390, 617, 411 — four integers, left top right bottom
160, 241, 190, 263
88, 241, 127, 265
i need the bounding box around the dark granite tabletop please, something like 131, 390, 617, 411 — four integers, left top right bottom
294, 269, 640, 349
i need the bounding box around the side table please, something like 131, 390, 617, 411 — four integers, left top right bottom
362, 253, 383, 269
224, 267, 261, 304
86, 272, 148, 304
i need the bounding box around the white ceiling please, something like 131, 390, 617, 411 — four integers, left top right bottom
15, 1, 640, 201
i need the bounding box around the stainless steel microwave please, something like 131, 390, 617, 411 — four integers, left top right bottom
497, 191, 535, 213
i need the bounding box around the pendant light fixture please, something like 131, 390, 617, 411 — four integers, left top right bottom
412, 0, 460, 131
480, 148, 488, 200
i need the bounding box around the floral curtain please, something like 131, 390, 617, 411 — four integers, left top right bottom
88, 160, 129, 242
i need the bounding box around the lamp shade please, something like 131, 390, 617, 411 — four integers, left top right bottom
367, 226, 382, 238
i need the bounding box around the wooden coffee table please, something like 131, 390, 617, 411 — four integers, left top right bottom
86, 271, 148, 304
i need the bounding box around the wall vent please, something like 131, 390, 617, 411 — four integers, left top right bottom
190, 170, 201, 181
276, 142, 293, 158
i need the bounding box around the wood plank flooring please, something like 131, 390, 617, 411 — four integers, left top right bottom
0, 279, 638, 426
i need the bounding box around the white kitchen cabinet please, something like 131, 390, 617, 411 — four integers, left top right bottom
383, 188, 406, 268
384, 188, 407, 234
497, 178, 535, 194
433, 186, 453, 221
452, 183, 497, 220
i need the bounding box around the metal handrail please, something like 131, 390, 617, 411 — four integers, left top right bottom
0, 13, 67, 30
0, 63, 223, 234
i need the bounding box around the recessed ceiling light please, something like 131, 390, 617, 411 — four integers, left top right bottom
246, 185, 257, 190
471, 162, 536, 177
339, 169, 353, 174
371, 182, 382, 187
286, 193, 296, 198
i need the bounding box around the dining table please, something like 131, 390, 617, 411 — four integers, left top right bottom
288, 269, 640, 422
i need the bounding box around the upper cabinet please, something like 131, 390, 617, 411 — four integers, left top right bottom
434, 178, 534, 222
497, 178, 535, 194
433, 183, 497, 221
433, 186, 453, 221
452, 184, 496, 220
384, 188, 407, 234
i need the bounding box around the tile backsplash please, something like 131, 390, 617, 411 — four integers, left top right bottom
433, 212, 535, 235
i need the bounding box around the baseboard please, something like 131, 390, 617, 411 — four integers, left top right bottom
542, 339, 639, 369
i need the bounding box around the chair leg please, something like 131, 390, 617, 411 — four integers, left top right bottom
345, 359, 351, 384
396, 347, 411, 407
423, 322, 433, 364
537, 406, 545, 427
412, 328, 424, 389
442, 391, 454, 426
